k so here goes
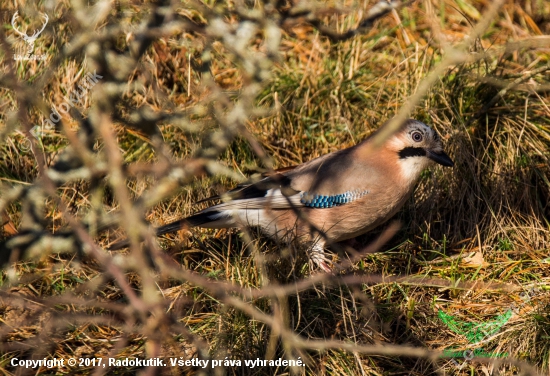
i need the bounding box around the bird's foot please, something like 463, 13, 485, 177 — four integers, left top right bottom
316, 260, 333, 273
309, 243, 333, 273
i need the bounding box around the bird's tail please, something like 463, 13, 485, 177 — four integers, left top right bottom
107, 210, 230, 250
155, 211, 222, 235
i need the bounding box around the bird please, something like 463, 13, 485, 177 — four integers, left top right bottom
109, 119, 454, 272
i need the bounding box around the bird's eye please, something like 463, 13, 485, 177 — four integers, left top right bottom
411, 131, 423, 142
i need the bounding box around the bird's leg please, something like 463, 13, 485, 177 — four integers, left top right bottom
309, 241, 332, 273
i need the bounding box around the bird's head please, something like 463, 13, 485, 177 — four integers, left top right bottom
384, 119, 454, 179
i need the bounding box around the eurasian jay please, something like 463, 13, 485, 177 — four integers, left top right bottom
110, 119, 454, 271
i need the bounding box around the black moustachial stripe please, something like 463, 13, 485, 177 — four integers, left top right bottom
398, 147, 426, 159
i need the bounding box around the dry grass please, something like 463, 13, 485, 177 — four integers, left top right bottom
0, 0, 550, 375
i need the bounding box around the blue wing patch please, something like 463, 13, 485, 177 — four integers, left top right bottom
300, 189, 369, 208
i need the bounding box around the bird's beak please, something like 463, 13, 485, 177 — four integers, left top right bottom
427, 150, 454, 167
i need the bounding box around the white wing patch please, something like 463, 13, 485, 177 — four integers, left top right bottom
211, 188, 303, 210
